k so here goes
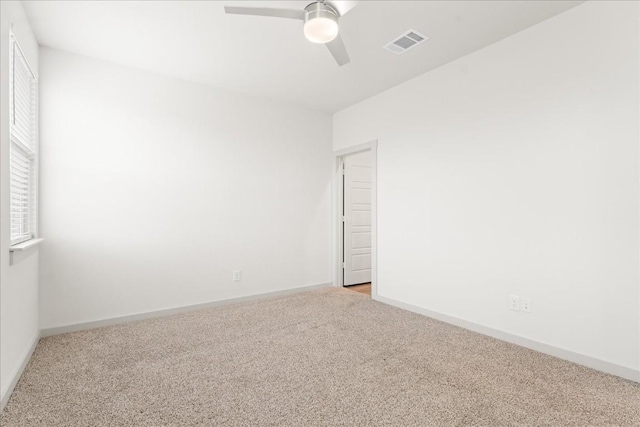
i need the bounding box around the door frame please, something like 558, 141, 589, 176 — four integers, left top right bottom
332, 140, 378, 300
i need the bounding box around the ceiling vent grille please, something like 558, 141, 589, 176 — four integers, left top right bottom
384, 29, 429, 55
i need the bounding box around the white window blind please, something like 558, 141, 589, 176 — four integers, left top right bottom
9, 34, 37, 245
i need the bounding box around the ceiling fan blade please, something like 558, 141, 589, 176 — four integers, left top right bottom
326, 34, 350, 66
326, 1, 359, 17
224, 6, 304, 20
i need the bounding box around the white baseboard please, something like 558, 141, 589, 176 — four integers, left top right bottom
41, 283, 332, 338
1, 330, 41, 412
375, 295, 640, 383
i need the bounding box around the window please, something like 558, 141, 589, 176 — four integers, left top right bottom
9, 33, 37, 245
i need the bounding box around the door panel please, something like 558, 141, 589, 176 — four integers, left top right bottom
352, 188, 371, 204
344, 151, 372, 286
352, 166, 371, 183
352, 253, 372, 270
352, 210, 371, 226
352, 232, 371, 248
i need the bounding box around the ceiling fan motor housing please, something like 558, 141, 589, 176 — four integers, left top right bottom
303, 2, 339, 44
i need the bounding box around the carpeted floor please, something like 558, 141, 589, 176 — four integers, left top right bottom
2, 288, 639, 426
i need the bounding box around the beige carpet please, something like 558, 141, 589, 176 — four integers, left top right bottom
2, 288, 639, 426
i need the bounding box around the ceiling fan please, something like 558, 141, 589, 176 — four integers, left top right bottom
224, 1, 359, 66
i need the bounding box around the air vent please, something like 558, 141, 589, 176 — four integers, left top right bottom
384, 29, 429, 55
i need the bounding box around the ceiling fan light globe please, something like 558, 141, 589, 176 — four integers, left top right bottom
303, 2, 340, 44
304, 17, 339, 44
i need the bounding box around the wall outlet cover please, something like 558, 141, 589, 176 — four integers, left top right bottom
509, 295, 520, 311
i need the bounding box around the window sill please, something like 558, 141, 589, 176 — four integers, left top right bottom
10, 238, 44, 252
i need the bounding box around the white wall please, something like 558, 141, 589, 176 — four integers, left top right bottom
39, 48, 332, 329
0, 1, 40, 405
334, 1, 640, 376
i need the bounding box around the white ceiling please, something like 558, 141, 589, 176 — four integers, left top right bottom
23, 0, 583, 113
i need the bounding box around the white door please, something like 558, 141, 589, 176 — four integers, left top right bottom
343, 151, 372, 286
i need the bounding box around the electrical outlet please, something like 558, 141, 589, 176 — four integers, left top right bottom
521, 298, 531, 313
509, 295, 520, 311
233, 270, 242, 282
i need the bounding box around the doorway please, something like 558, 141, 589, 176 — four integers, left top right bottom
333, 141, 378, 299
343, 150, 372, 291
